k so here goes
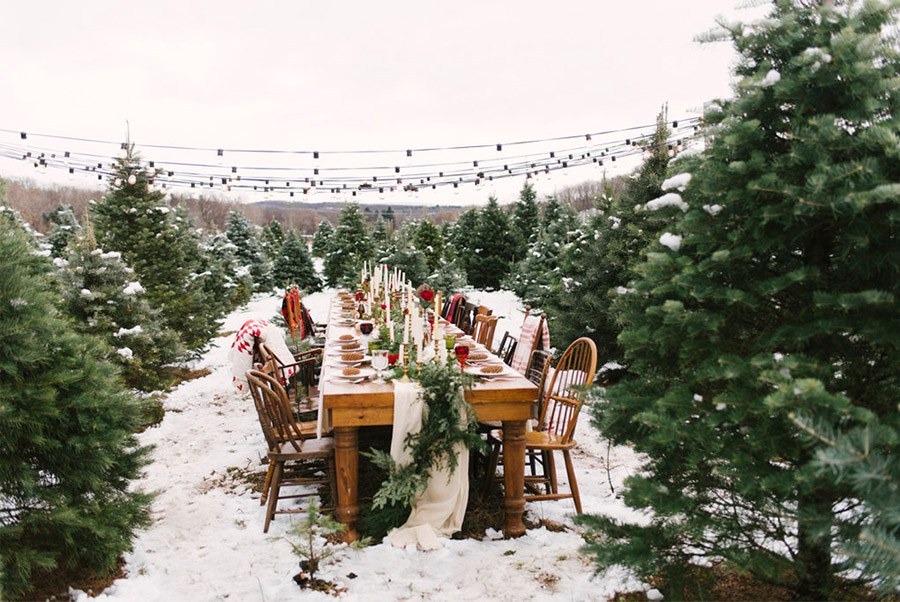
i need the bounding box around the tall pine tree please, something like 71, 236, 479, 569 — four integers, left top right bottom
92, 147, 221, 351
225, 210, 272, 292
510, 181, 540, 261
311, 219, 334, 258
59, 227, 183, 392
466, 196, 517, 290
581, 2, 900, 597
272, 229, 322, 292
43, 203, 81, 258
0, 220, 151, 598
323, 202, 373, 287
544, 110, 672, 355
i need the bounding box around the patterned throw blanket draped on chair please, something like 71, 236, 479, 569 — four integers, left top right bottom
510, 314, 550, 374
228, 319, 297, 393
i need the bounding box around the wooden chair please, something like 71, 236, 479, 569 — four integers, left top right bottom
460, 301, 478, 334
258, 343, 322, 413
246, 370, 337, 533
494, 332, 518, 366
476, 304, 493, 317
472, 314, 499, 349
486, 337, 598, 513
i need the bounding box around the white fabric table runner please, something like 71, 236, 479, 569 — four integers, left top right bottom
386, 381, 469, 550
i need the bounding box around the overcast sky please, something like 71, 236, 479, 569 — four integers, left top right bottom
0, 1, 766, 206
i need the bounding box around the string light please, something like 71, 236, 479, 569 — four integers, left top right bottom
0, 117, 702, 197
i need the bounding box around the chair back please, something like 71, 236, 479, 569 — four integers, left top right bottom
246, 370, 304, 452
259, 343, 317, 390
525, 349, 552, 418
476, 304, 493, 317
473, 314, 499, 349
538, 338, 598, 444
495, 331, 518, 365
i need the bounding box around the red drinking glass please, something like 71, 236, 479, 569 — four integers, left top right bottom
454, 344, 470, 367
359, 322, 374, 336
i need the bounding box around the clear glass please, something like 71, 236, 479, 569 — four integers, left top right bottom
371, 349, 389, 381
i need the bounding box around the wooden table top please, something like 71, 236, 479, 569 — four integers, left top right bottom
320, 301, 537, 425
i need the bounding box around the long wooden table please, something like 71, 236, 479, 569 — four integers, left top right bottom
320, 319, 537, 542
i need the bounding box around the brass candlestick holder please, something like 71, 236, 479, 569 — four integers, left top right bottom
400, 346, 411, 382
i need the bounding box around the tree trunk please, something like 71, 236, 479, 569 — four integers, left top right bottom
796, 488, 833, 600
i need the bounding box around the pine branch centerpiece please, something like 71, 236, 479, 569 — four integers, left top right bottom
362, 362, 485, 536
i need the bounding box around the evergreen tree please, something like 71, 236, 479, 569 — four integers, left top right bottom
92, 147, 221, 351
272, 230, 322, 292
467, 196, 517, 290
372, 217, 388, 248
311, 219, 335, 258
544, 110, 672, 354
511, 181, 540, 260
59, 231, 183, 391
323, 202, 373, 287
581, 2, 900, 598
0, 220, 151, 598
259, 219, 285, 262
412, 218, 444, 272
448, 207, 480, 278
225, 210, 272, 292
194, 231, 252, 314
43, 203, 81, 258
505, 198, 579, 309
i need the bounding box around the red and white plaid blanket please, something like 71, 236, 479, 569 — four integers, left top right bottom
228, 318, 297, 393
510, 314, 550, 374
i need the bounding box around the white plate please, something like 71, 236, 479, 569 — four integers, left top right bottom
465, 365, 514, 378
333, 367, 376, 380
337, 355, 371, 364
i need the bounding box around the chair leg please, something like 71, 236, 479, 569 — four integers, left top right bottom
264, 461, 284, 533
484, 439, 502, 492
547, 451, 558, 494
563, 450, 582, 514
260, 461, 274, 506
327, 456, 338, 513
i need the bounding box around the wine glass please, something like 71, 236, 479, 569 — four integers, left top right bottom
371, 349, 389, 382
454, 344, 470, 369
359, 321, 374, 336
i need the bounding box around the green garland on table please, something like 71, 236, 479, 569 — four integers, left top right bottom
360, 361, 487, 537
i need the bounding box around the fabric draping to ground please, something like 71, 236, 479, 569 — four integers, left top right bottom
387, 381, 469, 550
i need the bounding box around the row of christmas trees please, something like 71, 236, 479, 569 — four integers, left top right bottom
305, 2, 898, 596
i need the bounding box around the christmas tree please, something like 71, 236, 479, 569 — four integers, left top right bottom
510, 181, 541, 261
91, 147, 222, 351
323, 202, 373, 287
582, 2, 900, 598
311, 219, 335, 258
225, 210, 272, 292
259, 219, 286, 263
411, 218, 444, 273
505, 196, 580, 309
59, 228, 183, 391
544, 111, 672, 355
201, 231, 253, 309
42, 203, 81, 258
0, 219, 151, 598
466, 196, 517, 290
272, 229, 322, 292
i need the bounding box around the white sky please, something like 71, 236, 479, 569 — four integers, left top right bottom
0, 1, 765, 206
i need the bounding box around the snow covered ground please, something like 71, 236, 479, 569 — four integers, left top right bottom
77, 290, 651, 602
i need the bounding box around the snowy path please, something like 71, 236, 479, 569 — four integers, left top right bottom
83, 291, 649, 602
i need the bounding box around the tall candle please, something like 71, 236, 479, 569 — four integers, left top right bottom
404, 313, 410, 344
389, 321, 395, 343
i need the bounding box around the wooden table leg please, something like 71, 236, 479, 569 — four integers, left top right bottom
333, 426, 359, 542
502, 419, 527, 538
